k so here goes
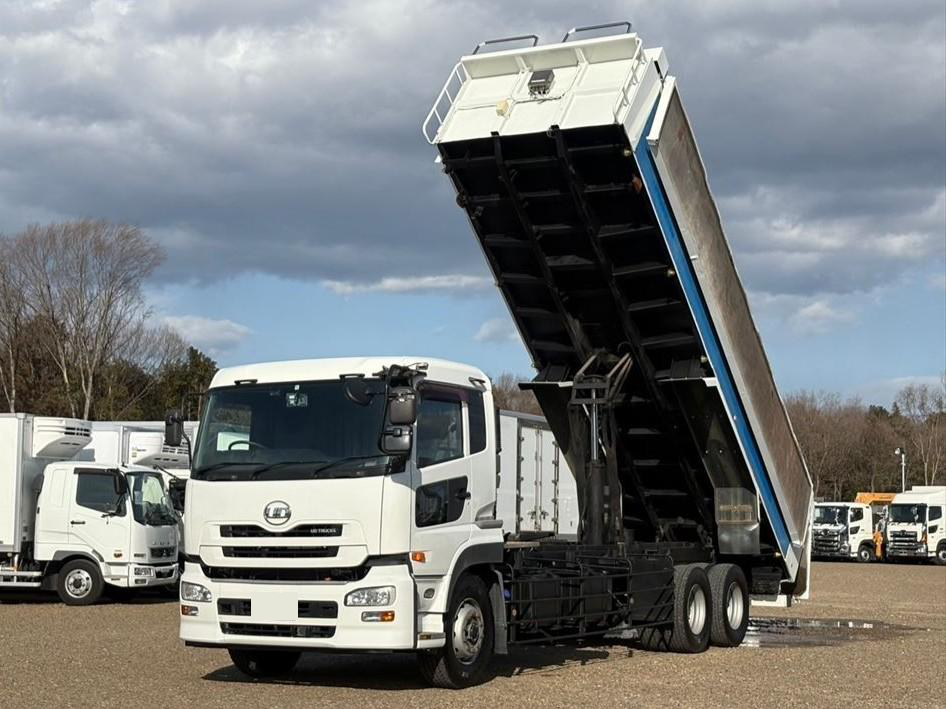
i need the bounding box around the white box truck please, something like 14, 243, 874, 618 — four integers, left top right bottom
812, 502, 875, 562
885, 486, 946, 564
1, 414, 180, 604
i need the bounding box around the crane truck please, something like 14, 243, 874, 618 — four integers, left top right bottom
1, 414, 179, 604
173, 24, 813, 688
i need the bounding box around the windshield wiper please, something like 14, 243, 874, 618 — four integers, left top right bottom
309, 455, 389, 478
248, 461, 313, 480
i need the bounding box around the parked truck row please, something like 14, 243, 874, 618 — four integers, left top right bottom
813, 488, 946, 564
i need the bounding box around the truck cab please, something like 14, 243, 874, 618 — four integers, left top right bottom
885, 487, 946, 564
812, 502, 875, 562
178, 358, 503, 673
2, 413, 180, 604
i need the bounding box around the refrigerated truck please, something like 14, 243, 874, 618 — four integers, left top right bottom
885, 486, 946, 564
176, 23, 813, 689
0, 414, 180, 604
812, 502, 875, 562
77, 420, 199, 511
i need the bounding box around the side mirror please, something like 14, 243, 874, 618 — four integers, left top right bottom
165, 409, 183, 448
387, 387, 418, 425
380, 425, 413, 456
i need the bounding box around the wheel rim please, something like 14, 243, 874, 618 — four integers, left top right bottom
938, 548, 946, 561
725, 581, 745, 630
452, 597, 484, 665
687, 585, 707, 636
860, 548, 870, 561
64, 568, 93, 599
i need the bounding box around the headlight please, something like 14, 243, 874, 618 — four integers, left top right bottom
134, 567, 155, 576
345, 586, 396, 607
181, 581, 212, 603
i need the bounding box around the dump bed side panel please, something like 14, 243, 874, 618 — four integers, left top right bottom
647, 83, 813, 546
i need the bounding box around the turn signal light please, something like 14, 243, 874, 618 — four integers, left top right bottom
181, 605, 199, 616
362, 610, 395, 622
410, 551, 427, 563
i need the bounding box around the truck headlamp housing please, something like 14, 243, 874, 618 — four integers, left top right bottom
181, 581, 212, 603
134, 566, 155, 576
345, 586, 396, 607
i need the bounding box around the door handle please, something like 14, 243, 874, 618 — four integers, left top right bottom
456, 490, 471, 500
69, 520, 86, 525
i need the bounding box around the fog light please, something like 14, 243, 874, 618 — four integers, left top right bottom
362, 611, 395, 622
134, 579, 147, 585
181, 605, 199, 616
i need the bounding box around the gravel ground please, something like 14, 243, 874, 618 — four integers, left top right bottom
1, 561, 943, 708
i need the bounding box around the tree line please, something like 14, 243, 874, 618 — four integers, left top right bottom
0, 220, 217, 421
492, 373, 946, 501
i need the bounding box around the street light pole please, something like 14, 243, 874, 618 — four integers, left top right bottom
894, 447, 906, 492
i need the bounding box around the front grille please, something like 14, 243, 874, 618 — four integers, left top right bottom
813, 531, 841, 553
201, 563, 370, 583
218, 599, 252, 616
298, 601, 338, 619
220, 622, 335, 639
220, 524, 343, 539
222, 546, 339, 559
150, 546, 176, 559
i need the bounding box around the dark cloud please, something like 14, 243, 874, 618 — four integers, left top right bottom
0, 0, 943, 306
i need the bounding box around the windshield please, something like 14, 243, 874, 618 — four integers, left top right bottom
888, 503, 926, 524
192, 379, 392, 481
127, 472, 178, 527
814, 506, 846, 524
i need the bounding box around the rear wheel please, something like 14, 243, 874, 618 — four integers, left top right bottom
56, 559, 104, 606
228, 649, 301, 678
638, 564, 712, 653
856, 544, 875, 563
417, 573, 494, 688
707, 564, 749, 647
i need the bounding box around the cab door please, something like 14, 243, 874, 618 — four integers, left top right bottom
410, 386, 472, 577
67, 469, 132, 564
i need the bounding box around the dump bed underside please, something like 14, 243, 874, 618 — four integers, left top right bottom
431, 32, 812, 592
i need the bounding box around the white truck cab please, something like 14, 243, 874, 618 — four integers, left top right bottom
812, 502, 875, 562
885, 486, 946, 564
1, 414, 180, 604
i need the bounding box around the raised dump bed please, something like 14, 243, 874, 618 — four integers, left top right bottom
427, 26, 813, 599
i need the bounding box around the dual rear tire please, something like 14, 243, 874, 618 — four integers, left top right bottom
639, 563, 749, 653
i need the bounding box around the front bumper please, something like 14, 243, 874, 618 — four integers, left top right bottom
105, 563, 179, 588
886, 544, 929, 558
179, 562, 416, 651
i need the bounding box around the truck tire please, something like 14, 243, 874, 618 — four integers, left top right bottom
706, 564, 749, 647
417, 573, 494, 689
934, 543, 946, 566
56, 559, 104, 606
856, 544, 875, 563
228, 649, 301, 678
638, 564, 712, 654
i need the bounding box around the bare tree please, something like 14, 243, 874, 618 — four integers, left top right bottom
894, 379, 946, 486
0, 239, 28, 412
490, 372, 542, 415
15, 220, 164, 419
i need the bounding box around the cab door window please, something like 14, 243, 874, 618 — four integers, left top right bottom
416, 390, 464, 468
75, 472, 126, 516
850, 508, 864, 523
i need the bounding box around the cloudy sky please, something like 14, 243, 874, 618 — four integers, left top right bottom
1, 0, 943, 404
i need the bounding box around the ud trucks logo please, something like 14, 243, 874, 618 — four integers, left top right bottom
263, 500, 291, 526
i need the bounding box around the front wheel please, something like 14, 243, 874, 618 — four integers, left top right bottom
228, 649, 301, 678
417, 573, 494, 688
56, 559, 104, 606
856, 544, 875, 563
934, 544, 946, 566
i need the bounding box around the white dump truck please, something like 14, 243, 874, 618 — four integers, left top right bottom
173, 23, 813, 689
0, 413, 180, 604
885, 486, 946, 564
812, 502, 875, 562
